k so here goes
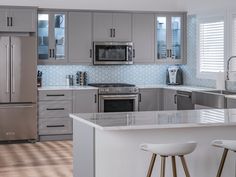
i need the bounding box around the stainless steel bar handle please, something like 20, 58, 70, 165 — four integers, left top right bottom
0, 104, 34, 109
6, 45, 10, 93
176, 94, 191, 98
11, 45, 15, 94
101, 95, 138, 99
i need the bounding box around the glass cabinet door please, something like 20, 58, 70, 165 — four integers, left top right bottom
156, 16, 167, 60
38, 12, 67, 63
171, 16, 182, 60
38, 14, 49, 60
54, 13, 66, 60
156, 13, 186, 63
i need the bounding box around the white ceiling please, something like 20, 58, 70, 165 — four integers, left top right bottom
0, 0, 235, 12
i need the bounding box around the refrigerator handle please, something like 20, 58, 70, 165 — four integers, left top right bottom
11, 45, 15, 94
5, 45, 10, 93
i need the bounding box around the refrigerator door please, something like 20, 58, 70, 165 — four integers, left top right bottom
0, 104, 37, 141
0, 36, 10, 103
10, 36, 37, 103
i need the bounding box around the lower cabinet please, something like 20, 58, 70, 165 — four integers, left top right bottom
162, 88, 177, 110
38, 90, 73, 141
139, 88, 162, 111
73, 90, 98, 113
38, 89, 99, 141
227, 98, 236, 108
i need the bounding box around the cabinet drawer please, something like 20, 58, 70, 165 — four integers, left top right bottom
38, 101, 72, 118
38, 90, 72, 101
39, 118, 72, 135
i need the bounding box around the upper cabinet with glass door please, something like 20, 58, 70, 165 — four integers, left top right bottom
38, 11, 67, 64
156, 13, 187, 64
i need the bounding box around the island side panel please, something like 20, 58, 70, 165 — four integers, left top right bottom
94, 126, 236, 177
73, 119, 95, 177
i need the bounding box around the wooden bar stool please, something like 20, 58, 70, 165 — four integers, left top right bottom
212, 140, 236, 177
140, 141, 197, 177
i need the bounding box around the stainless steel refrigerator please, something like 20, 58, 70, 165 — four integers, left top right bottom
0, 36, 37, 141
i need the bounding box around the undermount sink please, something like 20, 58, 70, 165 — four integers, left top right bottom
191, 90, 236, 109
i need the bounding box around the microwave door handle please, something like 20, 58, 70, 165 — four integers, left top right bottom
126, 46, 131, 61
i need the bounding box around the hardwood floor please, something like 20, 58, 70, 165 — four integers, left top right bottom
0, 141, 72, 177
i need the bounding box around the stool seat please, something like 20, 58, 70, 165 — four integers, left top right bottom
140, 141, 197, 156
212, 140, 236, 152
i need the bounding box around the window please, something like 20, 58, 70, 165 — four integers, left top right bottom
197, 16, 225, 79
232, 15, 236, 56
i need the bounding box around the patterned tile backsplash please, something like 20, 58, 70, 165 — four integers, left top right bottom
38, 15, 216, 88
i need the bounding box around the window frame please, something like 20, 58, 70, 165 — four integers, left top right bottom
196, 13, 227, 79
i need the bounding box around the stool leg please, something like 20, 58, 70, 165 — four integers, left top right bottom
160, 156, 166, 177
216, 148, 228, 177
179, 155, 190, 177
171, 156, 177, 177
146, 154, 157, 177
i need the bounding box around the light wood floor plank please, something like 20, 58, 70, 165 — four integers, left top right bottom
0, 141, 72, 177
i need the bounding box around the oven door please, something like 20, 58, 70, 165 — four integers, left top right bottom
93, 42, 133, 65
99, 94, 139, 112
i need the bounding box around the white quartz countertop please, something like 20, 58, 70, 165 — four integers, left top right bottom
38, 84, 212, 92
38, 86, 98, 91
70, 109, 236, 131
137, 84, 212, 91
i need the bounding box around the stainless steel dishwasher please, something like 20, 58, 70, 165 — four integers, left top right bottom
175, 90, 194, 110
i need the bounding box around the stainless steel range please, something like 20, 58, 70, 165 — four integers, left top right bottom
88, 83, 139, 112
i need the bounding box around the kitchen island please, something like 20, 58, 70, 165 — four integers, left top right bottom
70, 109, 236, 177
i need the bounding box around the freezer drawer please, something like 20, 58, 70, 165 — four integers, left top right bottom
39, 118, 72, 135
0, 104, 37, 141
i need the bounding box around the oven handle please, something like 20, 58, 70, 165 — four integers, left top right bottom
100, 94, 138, 100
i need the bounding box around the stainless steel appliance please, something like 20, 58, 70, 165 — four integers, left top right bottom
93, 42, 133, 65
0, 36, 37, 141
88, 83, 139, 112
175, 90, 194, 110
166, 65, 183, 85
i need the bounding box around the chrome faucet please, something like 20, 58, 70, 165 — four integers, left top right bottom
226, 56, 236, 80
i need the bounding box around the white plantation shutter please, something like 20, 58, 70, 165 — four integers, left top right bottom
199, 20, 224, 73
232, 15, 236, 56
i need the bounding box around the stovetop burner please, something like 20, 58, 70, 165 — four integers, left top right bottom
88, 83, 136, 87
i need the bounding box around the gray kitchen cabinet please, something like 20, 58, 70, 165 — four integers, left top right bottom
139, 88, 162, 111
156, 12, 187, 64
162, 88, 177, 110
38, 11, 68, 64
0, 7, 36, 32
68, 12, 93, 64
73, 90, 98, 113
133, 13, 155, 64
38, 90, 73, 141
227, 98, 236, 108
93, 12, 132, 41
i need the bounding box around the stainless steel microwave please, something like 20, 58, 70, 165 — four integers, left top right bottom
93, 42, 133, 65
